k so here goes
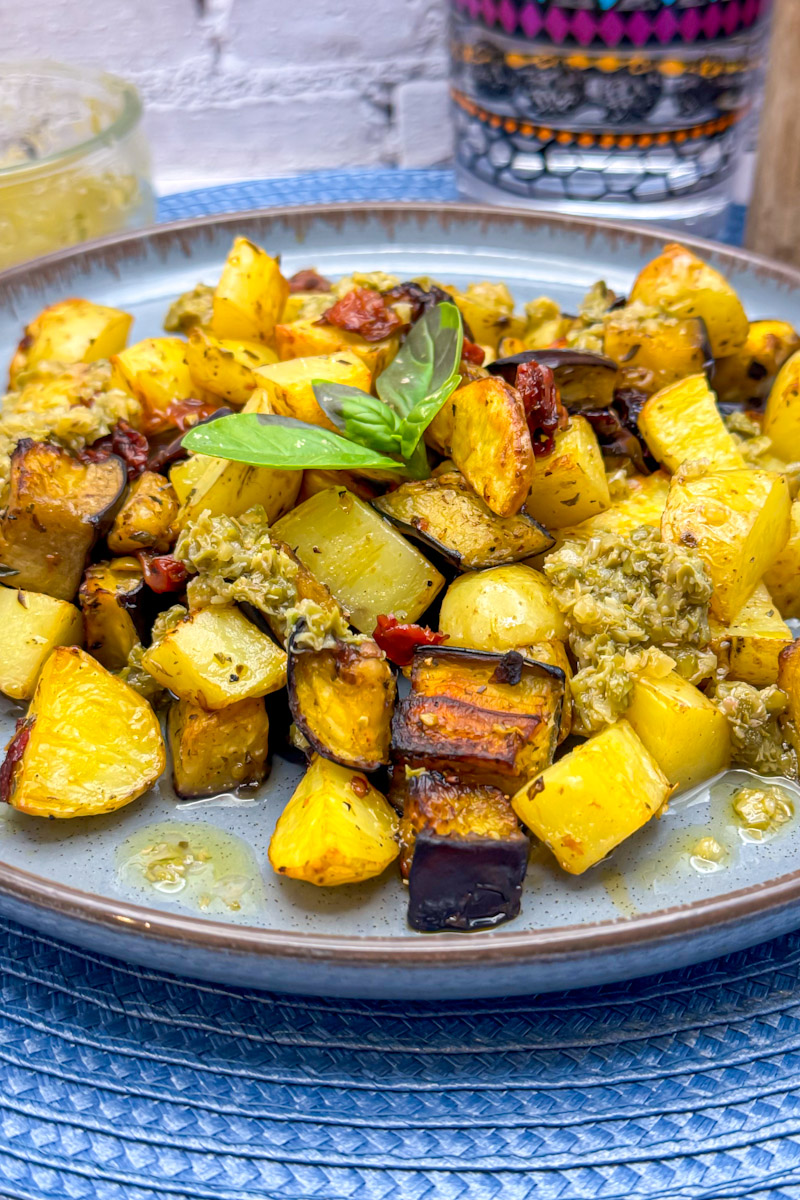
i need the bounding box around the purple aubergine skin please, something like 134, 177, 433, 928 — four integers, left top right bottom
371, 481, 554, 571
407, 830, 530, 932
488, 348, 618, 408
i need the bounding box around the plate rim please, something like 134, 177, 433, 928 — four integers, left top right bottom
3, 198, 800, 971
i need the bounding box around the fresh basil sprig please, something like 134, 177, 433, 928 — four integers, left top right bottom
182, 414, 406, 472
182, 301, 464, 477
313, 301, 463, 463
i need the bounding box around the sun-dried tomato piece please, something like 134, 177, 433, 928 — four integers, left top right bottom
462, 338, 485, 366
0, 717, 33, 804
79, 421, 149, 481
373, 614, 448, 668
146, 407, 233, 474
164, 397, 224, 433
288, 268, 332, 293
516, 361, 569, 457
318, 287, 403, 342
137, 552, 189, 594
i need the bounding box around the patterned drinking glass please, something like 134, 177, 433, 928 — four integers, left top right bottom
450, 0, 772, 235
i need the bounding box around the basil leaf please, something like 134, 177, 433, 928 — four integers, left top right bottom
376, 301, 463, 421
182, 413, 406, 472
312, 381, 403, 454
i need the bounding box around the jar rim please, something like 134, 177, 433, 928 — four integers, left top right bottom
0, 60, 143, 181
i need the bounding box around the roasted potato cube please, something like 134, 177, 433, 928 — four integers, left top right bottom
392, 647, 564, 794
268, 754, 399, 886
708, 581, 792, 687
297, 468, 378, 504
625, 670, 731, 791
638, 374, 744, 473
438, 564, 567, 650
274, 318, 399, 381
0, 585, 83, 701
512, 719, 671, 874
108, 472, 180, 555
0, 440, 126, 601
534, 471, 671, 564
178, 389, 302, 527
765, 499, 800, 618
629, 242, 749, 357
373, 472, 553, 569
9, 298, 132, 386
396, 769, 529, 931
604, 312, 710, 395
526, 416, 611, 528
713, 320, 800, 408
167, 697, 270, 798
778, 640, 800, 738
111, 338, 201, 435
210, 237, 289, 343
448, 376, 535, 517
661, 468, 791, 622
254, 351, 372, 432
169, 455, 208, 505
272, 488, 445, 633
444, 281, 517, 349
141, 605, 287, 709
288, 636, 395, 771
763, 350, 800, 463
186, 328, 278, 407
0, 646, 165, 818
79, 558, 152, 671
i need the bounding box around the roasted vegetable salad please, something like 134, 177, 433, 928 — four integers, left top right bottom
3, 236, 800, 932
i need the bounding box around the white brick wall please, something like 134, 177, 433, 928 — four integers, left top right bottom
9, 0, 451, 189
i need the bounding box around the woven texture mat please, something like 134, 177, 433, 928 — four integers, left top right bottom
0, 170, 776, 1199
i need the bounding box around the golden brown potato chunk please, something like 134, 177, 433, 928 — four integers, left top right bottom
0, 646, 165, 818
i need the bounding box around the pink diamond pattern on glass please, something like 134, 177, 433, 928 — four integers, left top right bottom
498, 0, 516, 34
519, 3, 542, 39
703, 5, 723, 37
626, 12, 652, 47
722, 3, 741, 35
572, 10, 597, 47
543, 6, 569, 42
654, 10, 679, 44
679, 9, 703, 41
599, 12, 627, 47
453, 0, 768, 47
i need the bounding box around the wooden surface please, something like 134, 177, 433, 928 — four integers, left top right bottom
746, 0, 800, 261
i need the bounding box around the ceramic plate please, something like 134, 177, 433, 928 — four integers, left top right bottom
2, 202, 800, 1000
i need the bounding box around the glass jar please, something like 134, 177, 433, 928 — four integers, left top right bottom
0, 61, 154, 271
450, 0, 773, 236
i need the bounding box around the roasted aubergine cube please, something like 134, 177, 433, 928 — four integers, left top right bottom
0, 440, 127, 601
488, 348, 617, 410
168, 696, 270, 797
0, 646, 165, 818
107, 471, 180, 555
79, 558, 156, 671
396, 768, 529, 932
268, 753, 399, 886
372, 472, 553, 570
392, 647, 564, 794
287, 634, 396, 771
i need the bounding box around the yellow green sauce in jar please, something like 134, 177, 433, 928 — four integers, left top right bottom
0, 62, 154, 271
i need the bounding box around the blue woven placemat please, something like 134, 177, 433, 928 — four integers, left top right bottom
0, 169, 781, 1200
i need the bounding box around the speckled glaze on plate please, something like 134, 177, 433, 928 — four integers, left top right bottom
2, 202, 800, 1000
